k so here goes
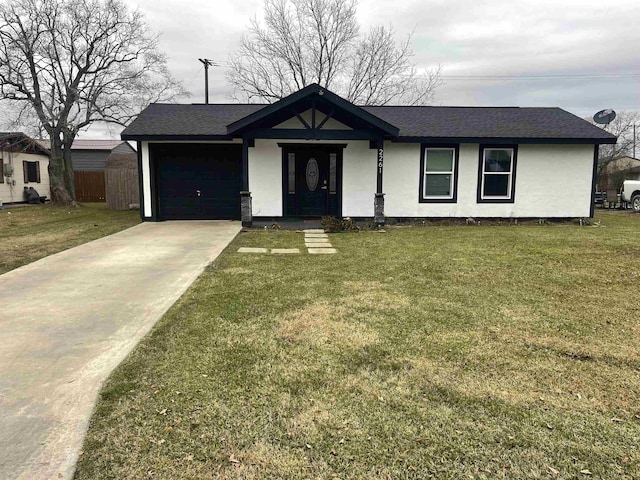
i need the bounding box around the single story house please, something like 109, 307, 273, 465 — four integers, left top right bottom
121, 83, 616, 225
0, 132, 51, 204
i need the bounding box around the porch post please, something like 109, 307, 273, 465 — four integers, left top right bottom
241, 137, 252, 227
374, 138, 385, 226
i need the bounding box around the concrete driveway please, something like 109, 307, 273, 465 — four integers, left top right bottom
0, 221, 241, 480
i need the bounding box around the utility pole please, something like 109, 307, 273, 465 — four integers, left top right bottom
198, 58, 216, 104
634, 124, 636, 159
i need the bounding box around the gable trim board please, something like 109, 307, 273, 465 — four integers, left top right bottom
122, 84, 616, 223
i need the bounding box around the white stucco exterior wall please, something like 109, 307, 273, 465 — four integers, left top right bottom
248, 139, 377, 217
139, 139, 595, 221
141, 141, 152, 218
341, 140, 377, 216
384, 142, 595, 218
0, 151, 51, 204
250, 140, 283, 216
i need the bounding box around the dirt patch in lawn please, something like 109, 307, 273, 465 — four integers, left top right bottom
277, 301, 378, 348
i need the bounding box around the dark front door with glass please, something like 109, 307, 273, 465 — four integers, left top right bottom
283, 146, 341, 217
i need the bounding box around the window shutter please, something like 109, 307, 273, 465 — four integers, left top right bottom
36, 162, 41, 183
23, 160, 28, 183
0, 161, 4, 184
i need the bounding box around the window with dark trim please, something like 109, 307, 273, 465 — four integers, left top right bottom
477, 145, 517, 203
419, 144, 459, 203
329, 153, 337, 194
287, 153, 295, 194
23, 160, 41, 184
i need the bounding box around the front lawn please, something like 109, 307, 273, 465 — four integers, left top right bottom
0, 203, 140, 275
75, 212, 640, 479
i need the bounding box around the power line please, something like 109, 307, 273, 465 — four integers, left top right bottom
185, 65, 204, 90
193, 61, 640, 81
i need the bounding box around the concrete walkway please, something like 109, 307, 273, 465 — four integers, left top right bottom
0, 221, 241, 480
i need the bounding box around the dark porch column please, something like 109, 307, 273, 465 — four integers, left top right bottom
241, 137, 252, 227
374, 138, 385, 226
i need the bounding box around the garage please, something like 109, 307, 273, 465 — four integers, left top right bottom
152, 143, 242, 220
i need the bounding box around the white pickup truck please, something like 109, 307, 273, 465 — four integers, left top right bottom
621, 180, 640, 213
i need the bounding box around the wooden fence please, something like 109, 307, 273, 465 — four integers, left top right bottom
105, 153, 139, 210
74, 170, 106, 202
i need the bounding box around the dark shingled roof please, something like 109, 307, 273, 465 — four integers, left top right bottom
122, 104, 265, 138
121, 103, 616, 143
363, 106, 614, 140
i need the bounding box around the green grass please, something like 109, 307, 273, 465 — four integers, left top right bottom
0, 203, 140, 275
75, 211, 640, 479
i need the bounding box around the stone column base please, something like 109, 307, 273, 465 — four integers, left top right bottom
374, 193, 385, 226
240, 191, 252, 227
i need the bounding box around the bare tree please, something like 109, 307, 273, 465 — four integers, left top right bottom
227, 0, 441, 105
0, 0, 187, 204
586, 111, 639, 190
589, 111, 639, 161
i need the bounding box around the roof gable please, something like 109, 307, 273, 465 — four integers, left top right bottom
225, 83, 399, 137
272, 108, 352, 130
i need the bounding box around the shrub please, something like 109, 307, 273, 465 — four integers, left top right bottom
320, 216, 361, 232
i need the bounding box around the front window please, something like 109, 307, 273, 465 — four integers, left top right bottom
23, 161, 41, 183
420, 146, 457, 202
480, 148, 515, 201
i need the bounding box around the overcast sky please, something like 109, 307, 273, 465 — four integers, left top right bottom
90, 0, 639, 138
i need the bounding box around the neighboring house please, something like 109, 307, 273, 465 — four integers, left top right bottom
121, 83, 616, 225
37, 139, 137, 202
67, 139, 137, 171
0, 132, 51, 204
598, 156, 640, 190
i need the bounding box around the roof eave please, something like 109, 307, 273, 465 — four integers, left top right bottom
393, 136, 617, 145
0, 132, 50, 155
121, 133, 617, 145
121, 133, 236, 142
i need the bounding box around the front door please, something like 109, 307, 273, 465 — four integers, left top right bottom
284, 146, 341, 217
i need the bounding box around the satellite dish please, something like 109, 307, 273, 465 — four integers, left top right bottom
593, 109, 616, 125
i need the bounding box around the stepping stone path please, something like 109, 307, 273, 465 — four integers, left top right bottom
238, 247, 299, 254
237, 229, 336, 254
303, 229, 337, 254
237, 247, 268, 253
271, 248, 300, 254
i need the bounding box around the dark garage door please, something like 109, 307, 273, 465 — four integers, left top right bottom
153, 144, 242, 220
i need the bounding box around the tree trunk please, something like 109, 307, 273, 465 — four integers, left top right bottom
62, 134, 76, 200
48, 137, 76, 205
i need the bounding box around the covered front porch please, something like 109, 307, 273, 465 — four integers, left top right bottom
232, 84, 397, 226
